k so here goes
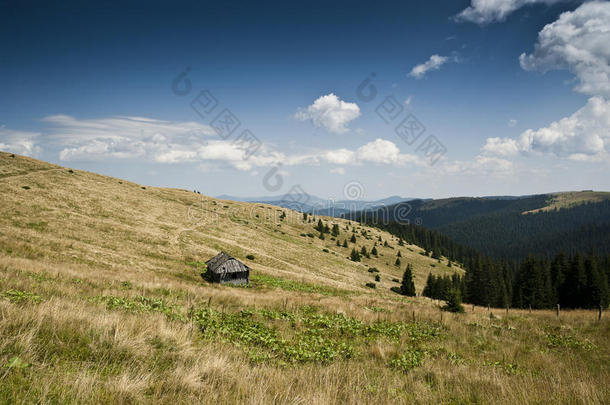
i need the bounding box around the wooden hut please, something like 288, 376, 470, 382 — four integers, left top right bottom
204, 252, 250, 285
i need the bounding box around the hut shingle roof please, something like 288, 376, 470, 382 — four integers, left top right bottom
206, 252, 249, 274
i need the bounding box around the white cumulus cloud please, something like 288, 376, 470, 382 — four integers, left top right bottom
482, 2, 610, 164
483, 96, 610, 161
408, 55, 450, 79
519, 1, 610, 98
455, 0, 569, 25
294, 93, 360, 134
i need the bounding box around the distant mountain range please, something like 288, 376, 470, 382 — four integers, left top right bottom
220, 191, 610, 260
216, 194, 417, 216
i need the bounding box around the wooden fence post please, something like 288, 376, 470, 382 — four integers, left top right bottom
556, 304, 560, 320
599, 305, 603, 321
472, 304, 475, 312
529, 305, 532, 314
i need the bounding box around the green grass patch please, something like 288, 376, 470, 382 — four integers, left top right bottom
194, 306, 443, 366
26, 221, 48, 232
389, 349, 425, 372
0, 289, 42, 304
545, 330, 595, 351
92, 295, 185, 321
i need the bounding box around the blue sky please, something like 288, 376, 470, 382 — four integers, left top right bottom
1, 0, 609, 199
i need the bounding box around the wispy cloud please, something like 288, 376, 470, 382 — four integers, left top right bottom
454, 0, 570, 25
43, 115, 216, 162
408, 55, 452, 79
0, 127, 41, 156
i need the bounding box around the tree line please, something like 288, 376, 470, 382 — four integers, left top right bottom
356, 214, 610, 309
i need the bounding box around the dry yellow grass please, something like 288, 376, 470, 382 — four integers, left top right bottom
0, 152, 608, 404
522, 191, 610, 214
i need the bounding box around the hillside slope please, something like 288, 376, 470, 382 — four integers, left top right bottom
0, 152, 456, 294
0, 152, 608, 404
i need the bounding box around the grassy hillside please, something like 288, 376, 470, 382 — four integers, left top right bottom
523, 191, 610, 214
0, 152, 609, 404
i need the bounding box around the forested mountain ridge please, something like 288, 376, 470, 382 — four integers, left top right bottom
355, 192, 610, 260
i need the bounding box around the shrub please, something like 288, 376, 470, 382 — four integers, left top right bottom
246, 254, 255, 260
367, 267, 379, 273
365, 282, 376, 289
390, 286, 401, 294
374, 275, 381, 282
322, 248, 329, 253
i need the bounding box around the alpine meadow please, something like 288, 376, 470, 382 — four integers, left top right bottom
1, 1, 610, 404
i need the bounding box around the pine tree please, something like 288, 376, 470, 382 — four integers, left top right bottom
342, 239, 348, 248
350, 248, 361, 262
336, 239, 341, 247
303, 212, 308, 221
442, 289, 465, 313
371, 246, 378, 256
316, 219, 324, 233
395, 257, 401, 267
400, 264, 416, 296
350, 234, 357, 243
331, 224, 340, 237
397, 251, 402, 257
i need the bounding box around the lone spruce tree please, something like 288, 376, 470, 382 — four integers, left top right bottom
331, 224, 340, 237
400, 264, 416, 296
350, 248, 361, 262
442, 289, 465, 313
